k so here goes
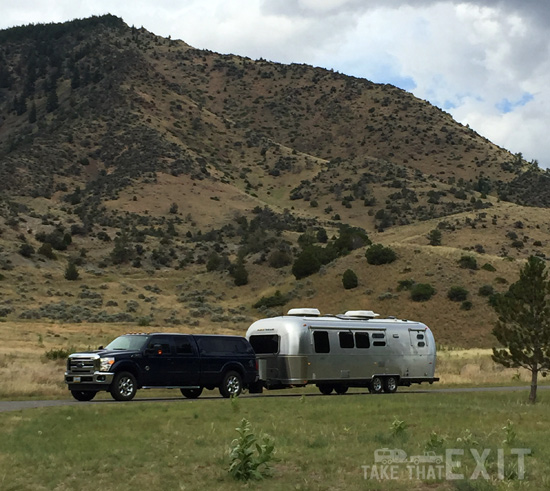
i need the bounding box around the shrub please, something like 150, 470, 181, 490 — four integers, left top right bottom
37, 243, 56, 260
481, 263, 496, 272
229, 418, 275, 481
267, 250, 292, 269
342, 269, 358, 289
19, 243, 35, 258
365, 244, 397, 265
206, 252, 222, 272
410, 283, 435, 302
478, 285, 495, 297
461, 301, 473, 310
397, 279, 415, 291
292, 248, 321, 279
253, 291, 288, 309
44, 347, 74, 360
447, 286, 468, 302
458, 255, 478, 270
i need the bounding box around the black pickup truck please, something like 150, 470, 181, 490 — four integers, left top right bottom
65, 333, 259, 401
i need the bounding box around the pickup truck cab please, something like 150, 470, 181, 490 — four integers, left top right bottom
65, 333, 258, 401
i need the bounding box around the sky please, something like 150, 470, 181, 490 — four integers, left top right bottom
1, 0, 548, 168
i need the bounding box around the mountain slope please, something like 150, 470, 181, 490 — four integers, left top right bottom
0, 15, 548, 347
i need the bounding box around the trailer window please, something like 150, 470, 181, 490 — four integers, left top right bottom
355, 332, 370, 349
372, 332, 386, 347
416, 333, 426, 347
339, 332, 354, 349
249, 335, 279, 354
313, 331, 330, 353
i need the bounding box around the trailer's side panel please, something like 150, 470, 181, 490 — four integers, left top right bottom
245, 313, 439, 392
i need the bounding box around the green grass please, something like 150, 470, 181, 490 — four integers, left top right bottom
0, 392, 548, 490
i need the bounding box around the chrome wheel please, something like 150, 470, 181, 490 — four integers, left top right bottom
220, 371, 242, 398
384, 376, 398, 393
370, 376, 383, 394
110, 371, 137, 401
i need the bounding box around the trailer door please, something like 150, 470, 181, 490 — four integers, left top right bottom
409, 329, 429, 355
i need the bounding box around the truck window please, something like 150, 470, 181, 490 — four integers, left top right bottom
372, 332, 386, 347
147, 336, 173, 355
174, 336, 194, 355
339, 332, 354, 349
313, 331, 330, 353
355, 332, 370, 348
196, 336, 252, 354
249, 335, 279, 354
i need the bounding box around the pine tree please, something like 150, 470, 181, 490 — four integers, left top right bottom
46, 86, 59, 113
64, 261, 79, 281
232, 254, 248, 286
492, 256, 550, 403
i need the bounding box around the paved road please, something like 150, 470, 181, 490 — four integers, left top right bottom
1, 385, 548, 413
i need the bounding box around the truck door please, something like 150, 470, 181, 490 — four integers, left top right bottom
143, 335, 177, 386
172, 335, 201, 386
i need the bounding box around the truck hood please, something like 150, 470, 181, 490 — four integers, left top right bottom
69, 349, 142, 358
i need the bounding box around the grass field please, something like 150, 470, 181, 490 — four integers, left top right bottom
0, 391, 548, 490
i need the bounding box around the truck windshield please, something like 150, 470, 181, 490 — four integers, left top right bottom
104, 335, 149, 351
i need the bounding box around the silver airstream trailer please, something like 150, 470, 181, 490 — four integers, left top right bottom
245, 308, 438, 394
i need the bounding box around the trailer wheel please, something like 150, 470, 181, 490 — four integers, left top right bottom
384, 376, 398, 393
318, 384, 333, 395
334, 385, 348, 395
369, 376, 384, 394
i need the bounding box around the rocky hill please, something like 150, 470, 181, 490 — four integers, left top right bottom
0, 15, 549, 347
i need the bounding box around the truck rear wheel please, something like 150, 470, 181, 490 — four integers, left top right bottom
110, 371, 137, 401
71, 390, 97, 401
181, 388, 203, 399
219, 371, 242, 398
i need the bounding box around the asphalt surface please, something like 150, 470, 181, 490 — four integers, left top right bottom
1, 385, 549, 413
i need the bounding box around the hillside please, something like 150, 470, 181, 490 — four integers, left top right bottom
0, 15, 549, 348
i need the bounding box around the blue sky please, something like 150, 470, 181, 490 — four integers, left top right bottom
1, 0, 548, 167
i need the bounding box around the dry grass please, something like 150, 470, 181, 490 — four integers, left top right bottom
0, 321, 541, 400
436, 348, 532, 385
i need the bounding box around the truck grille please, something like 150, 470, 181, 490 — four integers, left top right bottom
67, 357, 98, 374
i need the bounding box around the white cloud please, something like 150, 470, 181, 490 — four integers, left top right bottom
0, 0, 548, 166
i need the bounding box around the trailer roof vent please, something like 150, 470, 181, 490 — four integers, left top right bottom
287, 308, 321, 317
344, 310, 380, 319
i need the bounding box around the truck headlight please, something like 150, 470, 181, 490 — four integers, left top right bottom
99, 357, 115, 372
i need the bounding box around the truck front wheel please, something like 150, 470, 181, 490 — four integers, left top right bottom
71, 390, 97, 401
110, 372, 137, 401
181, 388, 203, 399
219, 371, 242, 398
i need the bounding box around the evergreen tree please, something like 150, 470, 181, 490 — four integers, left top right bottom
232, 255, 248, 286
64, 261, 79, 281
427, 229, 442, 246
46, 86, 59, 113
28, 102, 37, 123
492, 256, 550, 403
